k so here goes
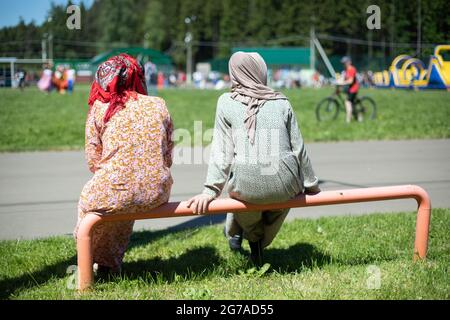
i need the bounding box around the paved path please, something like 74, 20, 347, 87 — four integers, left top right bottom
0, 139, 449, 240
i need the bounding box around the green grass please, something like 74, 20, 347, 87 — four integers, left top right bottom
0, 209, 449, 300
0, 86, 449, 151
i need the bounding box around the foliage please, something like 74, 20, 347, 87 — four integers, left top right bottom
0, 0, 449, 66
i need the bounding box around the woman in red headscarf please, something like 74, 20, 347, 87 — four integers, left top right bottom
75, 54, 174, 275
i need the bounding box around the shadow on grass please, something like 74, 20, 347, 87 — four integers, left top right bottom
0, 255, 77, 299
121, 246, 223, 283
265, 243, 333, 273
128, 214, 226, 250
0, 226, 398, 298
265, 242, 399, 272
121, 242, 334, 284
125, 228, 396, 283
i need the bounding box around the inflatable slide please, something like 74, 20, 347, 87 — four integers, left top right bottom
373, 45, 450, 90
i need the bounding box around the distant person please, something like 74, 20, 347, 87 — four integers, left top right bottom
192, 71, 203, 88
37, 64, 53, 93
337, 56, 360, 123
214, 75, 227, 90
169, 72, 177, 87
177, 70, 187, 85
74, 54, 174, 276
186, 52, 320, 265
52, 66, 68, 94
15, 69, 26, 91
319, 74, 325, 87
66, 68, 76, 94
312, 71, 320, 88
144, 60, 157, 96
366, 71, 374, 87
157, 71, 165, 90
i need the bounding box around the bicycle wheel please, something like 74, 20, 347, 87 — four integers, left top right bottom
355, 96, 376, 121
316, 97, 340, 121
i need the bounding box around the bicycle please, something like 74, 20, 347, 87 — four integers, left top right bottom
315, 86, 376, 122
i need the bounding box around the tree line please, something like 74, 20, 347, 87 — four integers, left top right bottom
1, 0, 449, 69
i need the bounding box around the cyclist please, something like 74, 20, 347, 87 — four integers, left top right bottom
337, 56, 360, 123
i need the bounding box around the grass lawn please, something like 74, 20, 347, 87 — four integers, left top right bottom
0, 209, 449, 300
0, 86, 449, 151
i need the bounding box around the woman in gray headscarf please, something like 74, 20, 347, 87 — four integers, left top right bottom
187, 52, 319, 265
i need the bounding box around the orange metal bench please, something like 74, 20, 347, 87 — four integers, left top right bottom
76, 184, 431, 291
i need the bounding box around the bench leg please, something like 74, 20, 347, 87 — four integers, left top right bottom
414, 206, 431, 260
77, 213, 102, 291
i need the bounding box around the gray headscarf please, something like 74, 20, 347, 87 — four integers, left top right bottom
229, 51, 287, 144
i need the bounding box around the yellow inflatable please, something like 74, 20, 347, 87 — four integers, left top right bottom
373, 45, 450, 90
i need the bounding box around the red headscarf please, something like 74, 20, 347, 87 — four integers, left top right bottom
88, 53, 147, 123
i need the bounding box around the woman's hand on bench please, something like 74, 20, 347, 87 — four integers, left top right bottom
186, 193, 215, 214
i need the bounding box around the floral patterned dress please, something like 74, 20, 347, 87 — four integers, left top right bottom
75, 94, 173, 271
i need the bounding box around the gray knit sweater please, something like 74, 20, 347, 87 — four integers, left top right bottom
202, 93, 318, 204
